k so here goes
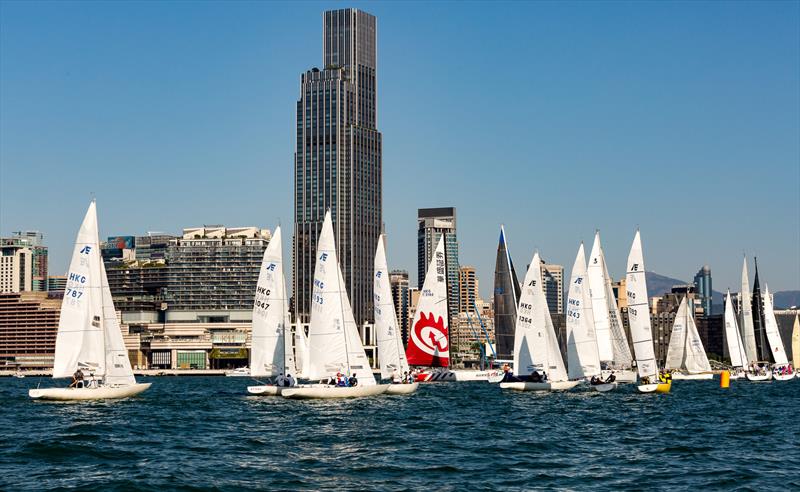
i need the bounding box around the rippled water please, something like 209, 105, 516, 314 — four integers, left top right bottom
2, 376, 798, 490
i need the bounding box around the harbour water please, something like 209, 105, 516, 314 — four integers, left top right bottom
2, 377, 798, 490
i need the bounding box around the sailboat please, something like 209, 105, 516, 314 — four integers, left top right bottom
587, 231, 636, 383
739, 258, 759, 366
29, 201, 151, 400
566, 244, 615, 392
723, 291, 749, 379
792, 315, 799, 379
762, 285, 794, 381
406, 235, 452, 382
626, 231, 671, 394
374, 235, 418, 395
664, 297, 713, 380
500, 252, 580, 392
281, 211, 388, 399
247, 226, 296, 396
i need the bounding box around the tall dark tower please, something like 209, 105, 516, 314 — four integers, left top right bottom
293, 9, 382, 326
751, 257, 768, 361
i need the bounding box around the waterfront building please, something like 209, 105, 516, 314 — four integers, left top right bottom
417, 207, 460, 323
693, 265, 713, 316
0, 241, 32, 293
8, 232, 48, 291
0, 292, 60, 370
293, 8, 382, 327
389, 270, 410, 346
450, 311, 495, 368
459, 266, 479, 313
47, 276, 66, 292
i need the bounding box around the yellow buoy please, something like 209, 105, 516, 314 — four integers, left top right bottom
720, 370, 730, 388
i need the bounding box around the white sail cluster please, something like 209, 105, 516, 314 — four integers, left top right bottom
665, 297, 712, 375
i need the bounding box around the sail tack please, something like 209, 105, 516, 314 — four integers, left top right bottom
406, 235, 450, 367
249, 226, 295, 378
307, 211, 376, 384
374, 235, 409, 379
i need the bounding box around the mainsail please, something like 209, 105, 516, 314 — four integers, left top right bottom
53, 201, 136, 386
374, 235, 409, 379
665, 296, 711, 374
762, 285, 788, 365
740, 258, 758, 363
626, 231, 658, 380
792, 315, 800, 371
249, 226, 295, 378
723, 291, 748, 369
306, 211, 376, 385
406, 235, 450, 367
514, 252, 568, 382
493, 226, 520, 361
566, 244, 601, 380
587, 231, 632, 368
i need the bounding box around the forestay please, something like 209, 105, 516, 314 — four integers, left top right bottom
374, 235, 409, 379
566, 244, 601, 380
626, 231, 658, 380
249, 226, 295, 378
405, 235, 450, 367
306, 211, 376, 385
762, 285, 788, 365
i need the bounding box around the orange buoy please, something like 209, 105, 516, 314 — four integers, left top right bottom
720, 370, 730, 388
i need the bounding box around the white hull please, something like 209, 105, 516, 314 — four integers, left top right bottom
385, 383, 419, 395
670, 372, 714, 380
773, 373, 795, 382
452, 369, 504, 381
281, 384, 389, 400
746, 372, 772, 382
591, 382, 617, 392
601, 369, 637, 383
29, 383, 151, 401
729, 373, 744, 380
637, 383, 660, 393
247, 385, 287, 396
487, 374, 505, 384
499, 380, 581, 392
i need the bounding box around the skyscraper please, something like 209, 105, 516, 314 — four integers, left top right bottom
389, 270, 410, 345
693, 265, 712, 316
541, 260, 564, 315
417, 207, 459, 323
293, 8, 382, 326
459, 266, 479, 313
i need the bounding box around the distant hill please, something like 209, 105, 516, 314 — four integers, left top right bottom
774, 291, 800, 309
644, 272, 799, 310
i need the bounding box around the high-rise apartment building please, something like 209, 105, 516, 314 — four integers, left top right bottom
459, 266, 479, 313
541, 260, 564, 315
417, 207, 460, 322
693, 265, 712, 316
293, 8, 382, 326
9, 232, 48, 291
0, 241, 33, 293
389, 270, 410, 345
0, 292, 60, 370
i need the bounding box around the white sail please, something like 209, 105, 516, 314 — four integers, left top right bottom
587, 233, 614, 363
294, 323, 310, 378
683, 300, 712, 373
374, 235, 409, 380
723, 291, 748, 368
566, 244, 601, 379
603, 254, 633, 368
99, 260, 136, 386
249, 226, 295, 378
740, 258, 757, 363
514, 252, 568, 382
626, 231, 658, 380
53, 202, 107, 379
762, 285, 788, 365
665, 297, 688, 371
307, 211, 376, 385
792, 315, 800, 370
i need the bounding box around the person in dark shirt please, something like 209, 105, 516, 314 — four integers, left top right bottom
348, 373, 358, 387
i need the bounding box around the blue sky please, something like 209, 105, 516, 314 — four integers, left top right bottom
1, 1, 798, 296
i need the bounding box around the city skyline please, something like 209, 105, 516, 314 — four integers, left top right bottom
1, 2, 799, 297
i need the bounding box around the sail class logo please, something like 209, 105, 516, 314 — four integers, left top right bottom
80, 245, 92, 254
410, 312, 449, 356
